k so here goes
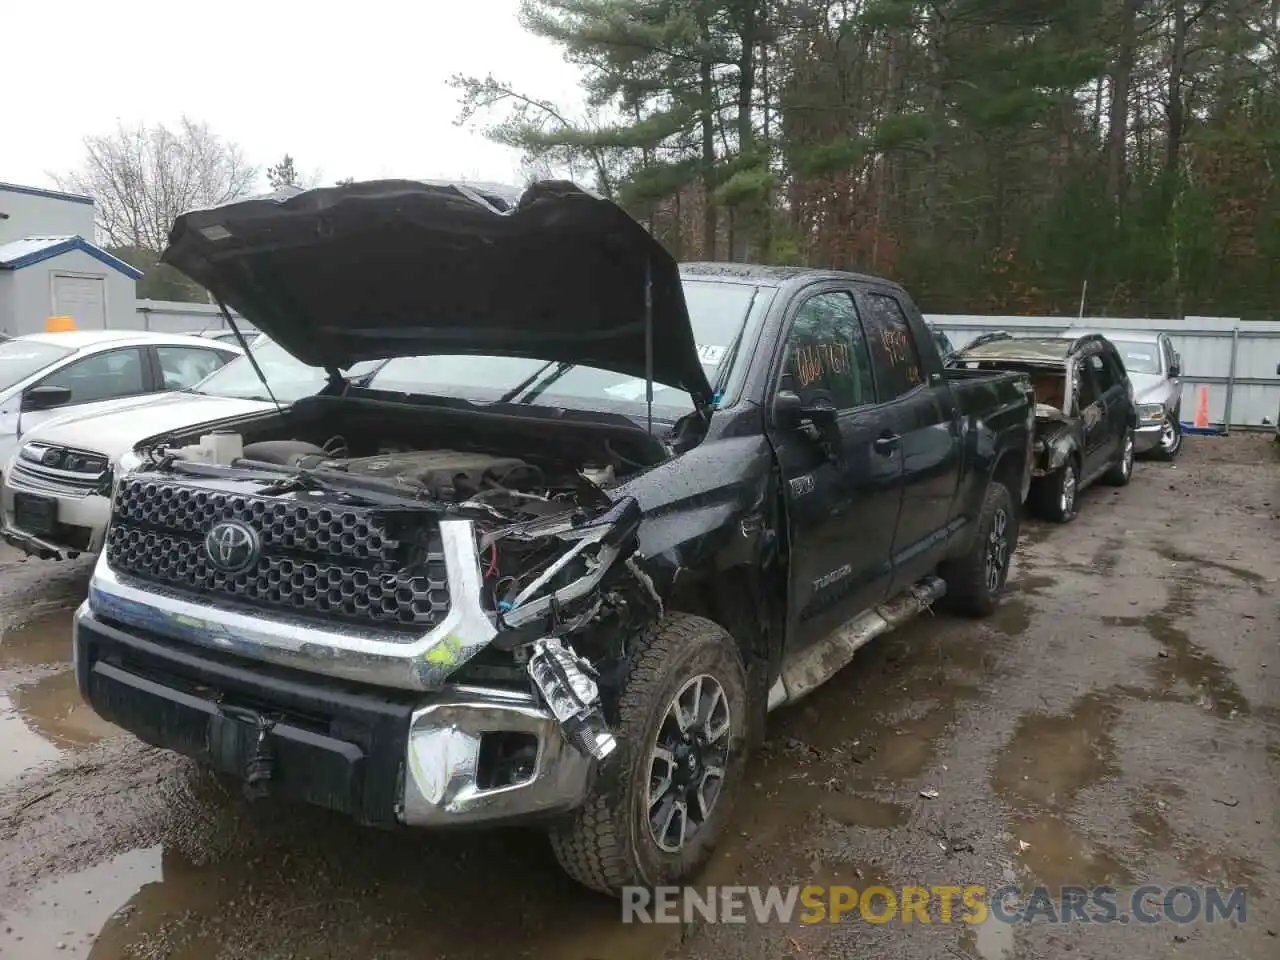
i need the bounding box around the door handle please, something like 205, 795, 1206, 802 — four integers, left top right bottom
874, 433, 901, 455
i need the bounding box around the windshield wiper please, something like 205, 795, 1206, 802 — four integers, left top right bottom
518, 361, 575, 404
498, 360, 560, 403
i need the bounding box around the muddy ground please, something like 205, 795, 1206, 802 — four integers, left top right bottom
0, 435, 1276, 960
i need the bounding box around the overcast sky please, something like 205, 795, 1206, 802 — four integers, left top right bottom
4, 0, 584, 192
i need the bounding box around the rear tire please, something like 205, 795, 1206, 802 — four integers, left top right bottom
1029, 460, 1078, 523
939, 481, 1017, 617
548, 613, 749, 896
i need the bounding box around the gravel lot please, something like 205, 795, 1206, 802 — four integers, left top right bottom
1, 434, 1276, 960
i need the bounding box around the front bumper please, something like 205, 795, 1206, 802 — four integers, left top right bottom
1, 469, 111, 559
1133, 422, 1163, 452
73, 604, 594, 827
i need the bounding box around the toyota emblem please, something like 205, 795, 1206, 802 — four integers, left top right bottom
204, 520, 261, 575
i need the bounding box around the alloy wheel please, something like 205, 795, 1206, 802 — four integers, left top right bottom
985, 507, 1010, 593
647, 674, 732, 853
1161, 417, 1180, 455
1060, 465, 1077, 517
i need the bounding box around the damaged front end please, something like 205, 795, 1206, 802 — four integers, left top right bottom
84, 438, 662, 822
1031, 414, 1077, 477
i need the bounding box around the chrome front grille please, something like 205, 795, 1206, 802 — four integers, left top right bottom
105, 476, 451, 633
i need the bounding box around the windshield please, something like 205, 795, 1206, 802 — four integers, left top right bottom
1112, 340, 1162, 375
190, 337, 380, 403
0, 340, 75, 392
369, 278, 765, 419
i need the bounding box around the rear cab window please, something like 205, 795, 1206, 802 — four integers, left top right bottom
860, 291, 925, 401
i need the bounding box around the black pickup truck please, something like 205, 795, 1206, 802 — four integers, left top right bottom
72, 179, 1035, 896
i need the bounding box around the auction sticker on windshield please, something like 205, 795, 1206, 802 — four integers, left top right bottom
697, 344, 726, 366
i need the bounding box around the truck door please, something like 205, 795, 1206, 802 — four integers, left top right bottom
856, 288, 963, 591
1079, 351, 1125, 477
765, 286, 902, 656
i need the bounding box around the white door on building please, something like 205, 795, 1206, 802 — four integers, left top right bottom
52, 273, 107, 328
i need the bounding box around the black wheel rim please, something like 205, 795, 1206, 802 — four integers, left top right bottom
647, 674, 732, 854
985, 507, 1010, 593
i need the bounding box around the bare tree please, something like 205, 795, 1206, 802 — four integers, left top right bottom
53, 117, 259, 251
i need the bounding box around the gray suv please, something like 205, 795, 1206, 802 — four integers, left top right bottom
1076, 330, 1183, 460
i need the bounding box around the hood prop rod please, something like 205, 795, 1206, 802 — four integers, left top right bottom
644, 256, 654, 436
215, 297, 282, 413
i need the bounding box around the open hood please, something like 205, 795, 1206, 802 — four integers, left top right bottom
161, 179, 713, 410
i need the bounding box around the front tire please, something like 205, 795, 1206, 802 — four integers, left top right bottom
939, 481, 1017, 617
549, 613, 749, 896
1102, 428, 1135, 485
1152, 414, 1182, 461
1029, 460, 1078, 523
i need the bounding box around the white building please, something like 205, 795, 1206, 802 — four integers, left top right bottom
0, 182, 141, 337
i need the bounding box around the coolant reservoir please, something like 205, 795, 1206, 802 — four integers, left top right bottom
172, 431, 244, 465
202, 432, 244, 464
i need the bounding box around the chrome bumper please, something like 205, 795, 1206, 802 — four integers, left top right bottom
1133, 422, 1163, 452
403, 685, 594, 826
85, 518, 498, 692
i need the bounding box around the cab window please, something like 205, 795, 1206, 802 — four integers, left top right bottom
778, 291, 876, 411
861, 292, 925, 400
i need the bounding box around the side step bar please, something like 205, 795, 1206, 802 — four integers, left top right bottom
766, 575, 947, 712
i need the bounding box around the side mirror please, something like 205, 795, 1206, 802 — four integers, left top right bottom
1275, 362, 1280, 376
774, 389, 837, 428
1169, 361, 1180, 377
21, 385, 73, 412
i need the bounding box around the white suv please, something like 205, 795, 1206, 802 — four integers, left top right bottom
1, 338, 381, 559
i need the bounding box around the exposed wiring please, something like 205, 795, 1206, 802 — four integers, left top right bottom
486, 543, 499, 577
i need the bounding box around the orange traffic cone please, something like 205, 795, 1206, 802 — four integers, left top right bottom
1193, 386, 1210, 429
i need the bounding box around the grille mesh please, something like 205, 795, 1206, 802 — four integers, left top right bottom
106, 477, 450, 632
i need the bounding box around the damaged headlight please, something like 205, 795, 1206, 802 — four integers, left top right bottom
527, 638, 617, 760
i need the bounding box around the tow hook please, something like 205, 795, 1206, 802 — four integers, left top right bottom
526, 638, 618, 760
221, 704, 280, 801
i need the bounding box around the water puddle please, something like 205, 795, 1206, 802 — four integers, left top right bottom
0, 846, 162, 958
1100, 574, 1250, 718
992, 692, 1120, 810
0, 604, 77, 669
992, 693, 1133, 888
0, 691, 62, 786
815, 792, 909, 829
0, 670, 117, 785
1008, 815, 1132, 888
11, 670, 119, 749
988, 598, 1030, 637
958, 911, 1015, 960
